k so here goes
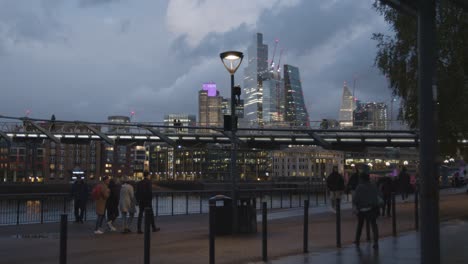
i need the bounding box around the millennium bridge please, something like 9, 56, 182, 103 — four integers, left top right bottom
0, 115, 431, 150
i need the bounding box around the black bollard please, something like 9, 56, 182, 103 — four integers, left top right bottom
324, 190, 327, 205
316, 190, 319, 206
209, 200, 215, 264
303, 200, 309, 253
262, 202, 267, 262
60, 214, 67, 264
144, 208, 151, 264
392, 193, 397, 236
336, 198, 341, 248
415, 190, 419, 230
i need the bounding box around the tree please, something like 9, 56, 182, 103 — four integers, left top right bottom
373, 1, 468, 157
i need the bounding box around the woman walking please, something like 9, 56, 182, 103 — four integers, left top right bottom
120, 178, 136, 233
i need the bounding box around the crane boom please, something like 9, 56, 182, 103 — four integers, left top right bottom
270, 39, 279, 70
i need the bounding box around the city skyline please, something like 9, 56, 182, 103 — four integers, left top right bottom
0, 0, 395, 124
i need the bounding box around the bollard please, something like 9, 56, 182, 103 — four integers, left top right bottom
209, 200, 215, 264
16, 200, 20, 225
324, 190, 327, 205
316, 190, 319, 206
40, 198, 44, 224
303, 200, 309, 253
415, 190, 419, 230
336, 198, 341, 248
262, 202, 267, 262
392, 193, 397, 236
60, 214, 67, 264
144, 208, 151, 264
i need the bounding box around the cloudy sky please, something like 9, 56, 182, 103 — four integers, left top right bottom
0, 0, 395, 124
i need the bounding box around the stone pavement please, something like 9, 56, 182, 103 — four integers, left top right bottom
0, 190, 467, 264
259, 220, 468, 264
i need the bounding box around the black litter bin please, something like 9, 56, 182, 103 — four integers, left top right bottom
238, 197, 257, 234
209, 195, 233, 235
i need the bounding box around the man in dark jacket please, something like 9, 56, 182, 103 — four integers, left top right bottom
136, 171, 160, 233
353, 171, 380, 249
347, 167, 360, 195
71, 178, 89, 223
326, 166, 345, 211
398, 166, 411, 201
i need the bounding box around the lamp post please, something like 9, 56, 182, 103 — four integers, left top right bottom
220, 51, 243, 234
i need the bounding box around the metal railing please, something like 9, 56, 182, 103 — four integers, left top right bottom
0, 187, 331, 226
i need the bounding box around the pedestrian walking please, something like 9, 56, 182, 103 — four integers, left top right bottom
71, 178, 89, 223
106, 178, 120, 231
353, 170, 381, 249
398, 166, 411, 201
326, 166, 345, 212
136, 171, 160, 233
347, 167, 360, 195
380, 176, 393, 217
92, 176, 110, 235
120, 178, 136, 233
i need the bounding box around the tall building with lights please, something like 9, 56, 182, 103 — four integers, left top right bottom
199, 82, 223, 128
339, 82, 354, 128
243, 33, 269, 127
354, 102, 388, 130
283, 64, 309, 127
262, 71, 284, 125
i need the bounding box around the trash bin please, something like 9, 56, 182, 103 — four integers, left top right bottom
209, 195, 233, 235
237, 197, 257, 234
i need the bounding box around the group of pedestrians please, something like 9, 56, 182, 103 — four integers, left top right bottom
78, 172, 160, 235
326, 165, 413, 250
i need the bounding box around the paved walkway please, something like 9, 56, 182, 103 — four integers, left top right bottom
0, 190, 466, 264
261, 220, 468, 264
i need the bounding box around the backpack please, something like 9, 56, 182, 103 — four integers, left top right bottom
91, 184, 102, 200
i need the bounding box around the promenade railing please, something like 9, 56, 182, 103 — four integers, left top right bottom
0, 187, 333, 226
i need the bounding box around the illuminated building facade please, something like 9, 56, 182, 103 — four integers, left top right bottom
339, 83, 354, 128
271, 146, 344, 179
243, 33, 269, 127
283, 64, 309, 127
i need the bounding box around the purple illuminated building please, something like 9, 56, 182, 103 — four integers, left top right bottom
202, 82, 217, 97
199, 83, 223, 128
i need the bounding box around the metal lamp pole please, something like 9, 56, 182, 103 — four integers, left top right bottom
230, 73, 238, 234
220, 51, 243, 234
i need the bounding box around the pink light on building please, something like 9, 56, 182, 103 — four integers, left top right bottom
202, 82, 217, 97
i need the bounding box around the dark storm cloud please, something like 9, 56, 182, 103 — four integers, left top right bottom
78, 0, 121, 8
0, 0, 393, 123
0, 1, 63, 44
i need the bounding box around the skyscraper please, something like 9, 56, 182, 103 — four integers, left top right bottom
199, 82, 223, 128
339, 82, 354, 128
262, 71, 284, 125
283, 64, 309, 127
243, 33, 269, 127
354, 102, 388, 130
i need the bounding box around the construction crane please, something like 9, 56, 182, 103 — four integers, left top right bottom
270, 39, 279, 71
276, 48, 284, 73
275, 48, 284, 122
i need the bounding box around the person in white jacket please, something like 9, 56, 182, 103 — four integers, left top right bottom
119, 178, 136, 233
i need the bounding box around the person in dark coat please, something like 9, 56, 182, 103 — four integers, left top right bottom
398, 166, 411, 201
353, 171, 381, 249
347, 167, 360, 195
380, 177, 393, 217
326, 166, 345, 211
105, 179, 121, 231
136, 171, 160, 233
71, 178, 89, 223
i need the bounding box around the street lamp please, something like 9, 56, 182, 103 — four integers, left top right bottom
220, 50, 244, 234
